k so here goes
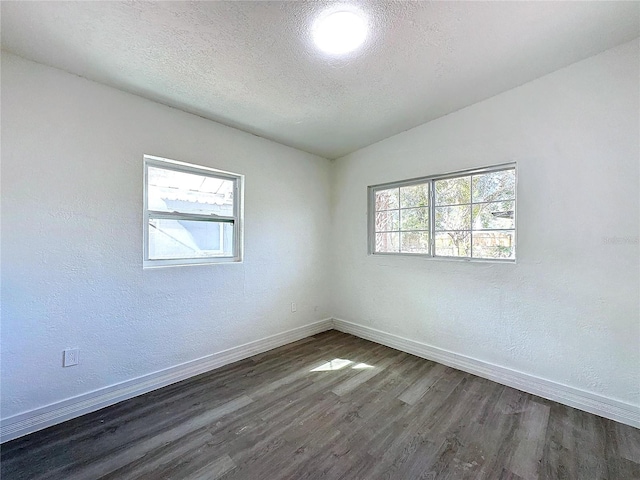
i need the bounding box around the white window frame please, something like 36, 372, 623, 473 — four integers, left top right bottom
143, 155, 244, 267
368, 163, 517, 262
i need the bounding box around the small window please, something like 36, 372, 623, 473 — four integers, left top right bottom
143, 155, 243, 267
369, 164, 516, 261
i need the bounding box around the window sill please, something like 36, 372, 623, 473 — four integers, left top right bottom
369, 252, 516, 264
143, 257, 242, 268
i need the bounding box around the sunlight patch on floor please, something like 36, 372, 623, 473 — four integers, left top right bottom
311, 359, 353, 371
311, 359, 375, 372
352, 362, 374, 369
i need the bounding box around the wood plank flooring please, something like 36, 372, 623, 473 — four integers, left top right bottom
2, 331, 639, 479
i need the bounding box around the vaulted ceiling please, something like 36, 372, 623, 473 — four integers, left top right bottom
2, 1, 638, 159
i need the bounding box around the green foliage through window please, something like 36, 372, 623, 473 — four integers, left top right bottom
370, 165, 516, 260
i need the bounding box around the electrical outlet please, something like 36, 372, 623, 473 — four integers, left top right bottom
291, 302, 297, 313
63, 348, 79, 367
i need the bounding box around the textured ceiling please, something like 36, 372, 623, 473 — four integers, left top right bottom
2, 1, 639, 159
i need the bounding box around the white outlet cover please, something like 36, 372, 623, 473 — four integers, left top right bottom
63, 348, 79, 367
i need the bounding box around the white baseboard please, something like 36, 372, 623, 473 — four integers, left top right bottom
333, 318, 640, 429
3, 317, 637, 443
0, 318, 334, 443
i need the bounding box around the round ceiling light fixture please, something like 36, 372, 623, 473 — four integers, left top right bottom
312, 9, 368, 55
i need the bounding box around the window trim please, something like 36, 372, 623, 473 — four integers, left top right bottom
143, 155, 244, 268
368, 162, 517, 262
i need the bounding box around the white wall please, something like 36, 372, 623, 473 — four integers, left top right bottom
2, 38, 639, 429
331, 40, 640, 407
1, 53, 332, 419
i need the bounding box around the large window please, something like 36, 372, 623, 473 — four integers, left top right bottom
143, 155, 243, 267
369, 164, 516, 261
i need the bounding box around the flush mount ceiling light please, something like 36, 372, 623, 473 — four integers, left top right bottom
312, 9, 368, 55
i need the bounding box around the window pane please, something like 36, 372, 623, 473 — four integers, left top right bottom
435, 231, 471, 257
435, 205, 471, 231
401, 231, 430, 254
369, 165, 515, 261
375, 188, 399, 211
472, 201, 515, 230
149, 219, 233, 259
472, 231, 515, 259
435, 176, 471, 206
375, 210, 399, 232
400, 207, 429, 230
400, 183, 429, 208
148, 166, 235, 216
472, 169, 515, 202
375, 232, 399, 253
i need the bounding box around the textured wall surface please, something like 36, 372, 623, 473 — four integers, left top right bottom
2, 2, 638, 158
331, 40, 640, 406
1, 54, 332, 419
2, 39, 639, 425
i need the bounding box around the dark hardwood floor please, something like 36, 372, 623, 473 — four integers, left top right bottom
2, 331, 639, 479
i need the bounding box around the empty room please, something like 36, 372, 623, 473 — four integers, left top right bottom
1, 1, 639, 479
